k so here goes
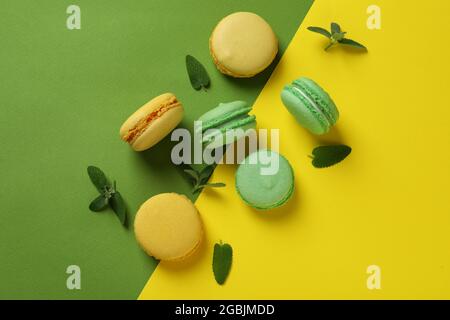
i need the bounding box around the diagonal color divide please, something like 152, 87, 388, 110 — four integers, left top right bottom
140, 0, 450, 299
0, 0, 313, 299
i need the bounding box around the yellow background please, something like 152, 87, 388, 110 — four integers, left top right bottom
140, 0, 450, 299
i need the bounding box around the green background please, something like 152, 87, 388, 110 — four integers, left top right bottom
0, 0, 313, 299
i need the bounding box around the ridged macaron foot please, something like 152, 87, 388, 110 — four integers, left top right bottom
209, 12, 278, 78
120, 93, 184, 151
235, 150, 294, 210
134, 193, 203, 262
280, 77, 339, 135
197, 101, 257, 149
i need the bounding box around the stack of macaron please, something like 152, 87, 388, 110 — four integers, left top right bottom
118, 12, 341, 262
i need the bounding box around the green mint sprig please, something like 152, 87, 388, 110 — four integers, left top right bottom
307, 22, 367, 51
213, 241, 233, 285
309, 145, 352, 168
186, 55, 210, 91
87, 166, 127, 226
184, 164, 225, 194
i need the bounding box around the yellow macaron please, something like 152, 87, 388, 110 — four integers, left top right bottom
134, 193, 203, 262
209, 12, 278, 78
120, 93, 183, 151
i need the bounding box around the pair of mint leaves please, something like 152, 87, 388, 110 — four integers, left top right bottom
87, 166, 127, 226
184, 164, 225, 194
308, 22, 367, 51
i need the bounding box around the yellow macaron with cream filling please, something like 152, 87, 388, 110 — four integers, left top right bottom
210, 12, 278, 78
120, 93, 183, 151
134, 193, 203, 262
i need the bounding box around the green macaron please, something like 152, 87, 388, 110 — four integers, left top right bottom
281, 77, 339, 135
235, 150, 294, 210
197, 101, 256, 149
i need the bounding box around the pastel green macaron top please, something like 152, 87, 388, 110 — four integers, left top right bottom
197, 101, 256, 149
281, 77, 339, 135
235, 150, 294, 210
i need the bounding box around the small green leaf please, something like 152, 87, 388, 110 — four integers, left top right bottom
311, 145, 352, 168
307, 26, 331, 38
186, 55, 210, 91
109, 191, 127, 225
213, 242, 233, 285
199, 165, 215, 183
332, 32, 346, 42
184, 169, 200, 182
87, 166, 109, 192
325, 42, 336, 51
339, 38, 367, 50
331, 22, 341, 34
89, 195, 108, 212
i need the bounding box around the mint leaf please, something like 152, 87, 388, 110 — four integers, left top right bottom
339, 38, 367, 50
186, 55, 210, 91
109, 191, 127, 225
325, 42, 336, 51
331, 22, 341, 34
213, 242, 233, 285
87, 166, 109, 192
89, 195, 108, 212
311, 145, 352, 168
307, 26, 331, 38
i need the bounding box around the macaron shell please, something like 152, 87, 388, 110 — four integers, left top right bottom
281, 88, 329, 135
210, 12, 278, 77
198, 101, 250, 128
119, 93, 177, 137
131, 105, 184, 151
235, 150, 294, 210
134, 193, 203, 261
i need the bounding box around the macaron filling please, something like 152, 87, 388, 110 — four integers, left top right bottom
122, 97, 181, 143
